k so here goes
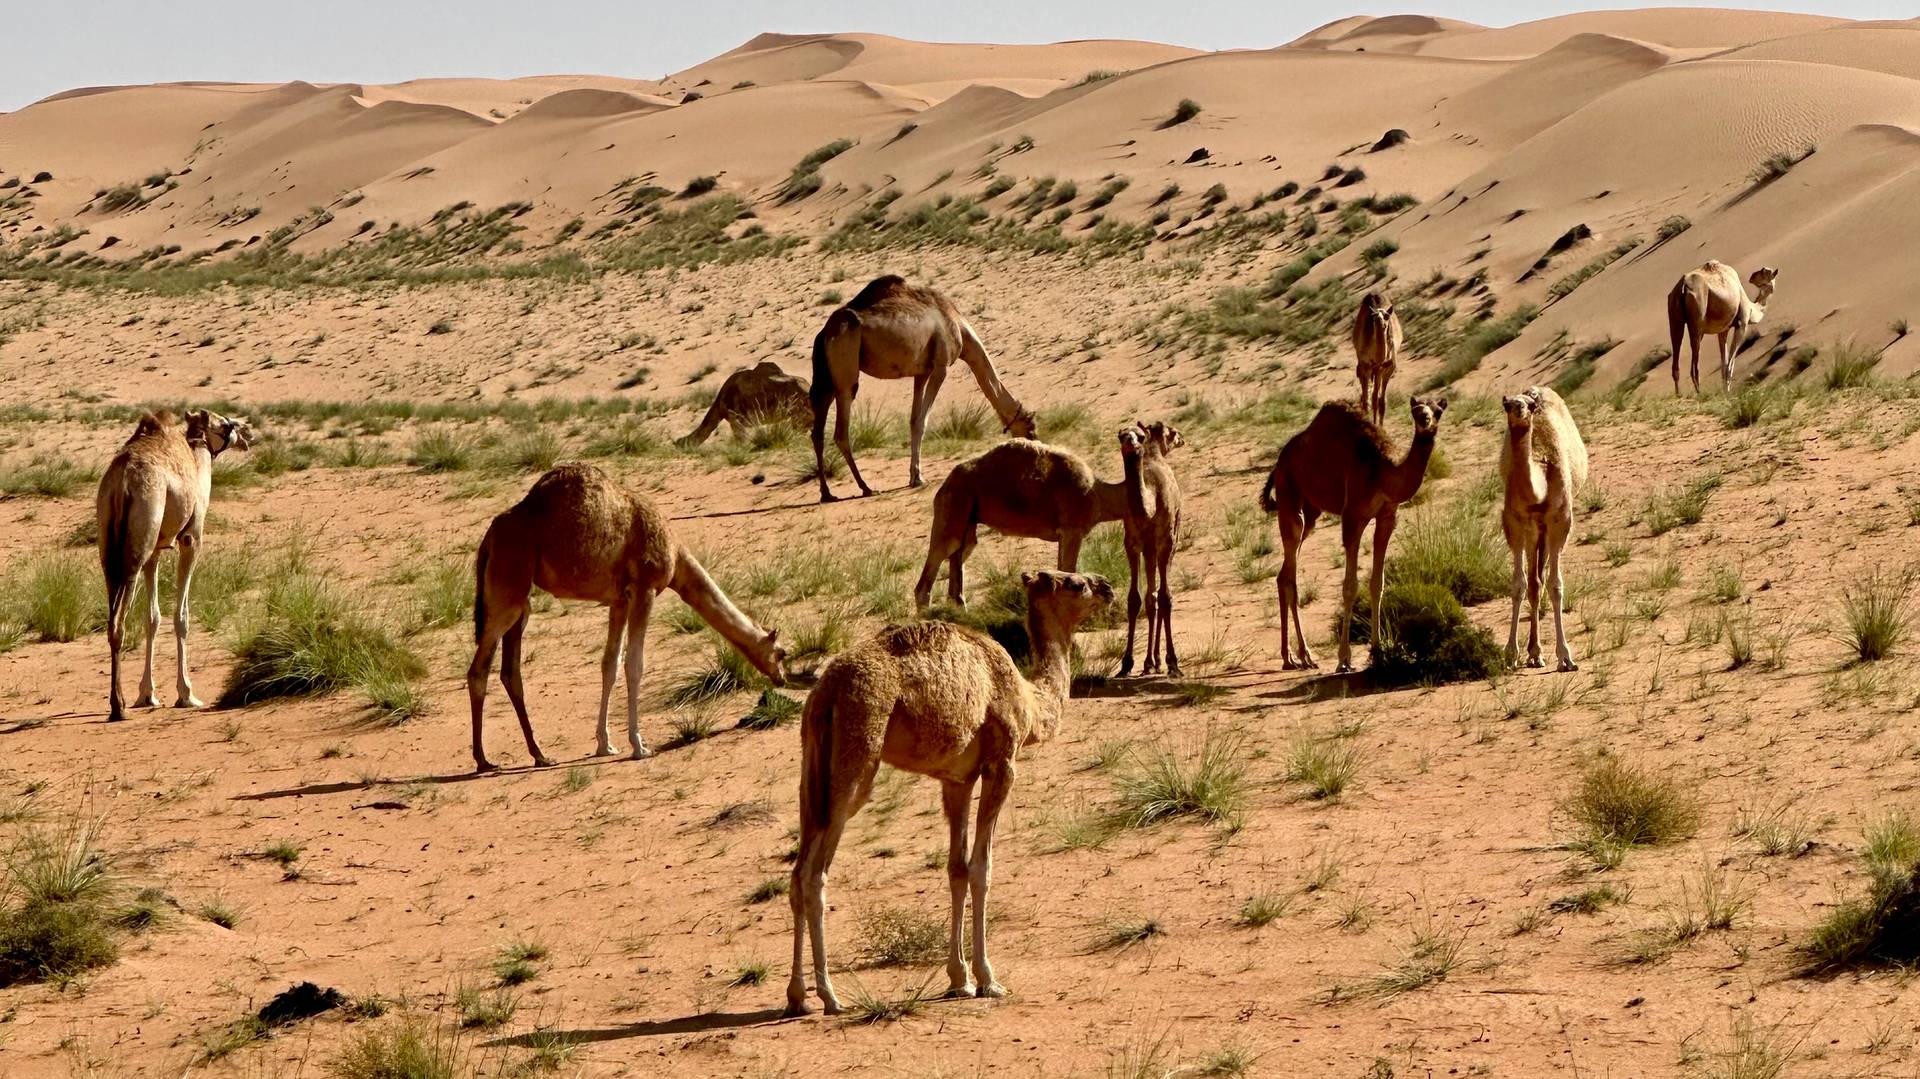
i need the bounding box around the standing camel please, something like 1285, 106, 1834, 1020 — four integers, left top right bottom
675, 361, 810, 448
468, 464, 785, 772
809, 275, 1037, 502
1666, 262, 1778, 393
1260, 397, 1448, 673
912, 436, 1130, 612
1499, 386, 1588, 672
1353, 291, 1402, 426
785, 570, 1113, 1016
97, 409, 255, 722
1118, 421, 1185, 678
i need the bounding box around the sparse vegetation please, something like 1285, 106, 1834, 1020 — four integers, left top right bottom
1840, 567, 1911, 663
1561, 756, 1701, 855
1159, 99, 1203, 129
1109, 730, 1248, 829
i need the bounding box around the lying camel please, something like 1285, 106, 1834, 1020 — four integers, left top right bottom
1352, 291, 1401, 426
97, 409, 255, 722
810, 275, 1037, 502
786, 570, 1113, 1015
1500, 386, 1588, 672
912, 436, 1130, 611
468, 464, 785, 771
1666, 262, 1778, 393
675, 361, 810, 448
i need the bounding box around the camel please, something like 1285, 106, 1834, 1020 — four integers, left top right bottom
675, 361, 811, 448
785, 569, 1113, 1016
467, 464, 785, 772
1666, 262, 1779, 393
1499, 386, 1588, 672
97, 409, 255, 722
912, 437, 1130, 612
1260, 397, 1448, 673
809, 275, 1037, 502
1352, 291, 1402, 426
1118, 421, 1185, 678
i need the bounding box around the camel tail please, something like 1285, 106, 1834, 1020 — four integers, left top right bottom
1258, 469, 1279, 514
96, 471, 140, 599
809, 326, 835, 414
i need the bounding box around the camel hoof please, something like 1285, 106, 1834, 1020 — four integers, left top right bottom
133, 695, 159, 709
1165, 664, 1182, 678
593, 745, 616, 758
630, 746, 654, 761
532, 755, 554, 768
1558, 660, 1580, 673
976, 982, 1007, 1000
108, 712, 127, 723
857, 488, 875, 498
908, 477, 926, 489
821, 1000, 843, 1017
474, 759, 498, 774
1334, 663, 1355, 675
1115, 663, 1133, 678
819, 491, 841, 504
176, 695, 204, 709
1526, 657, 1545, 670
783, 1000, 813, 1018
942, 985, 975, 1000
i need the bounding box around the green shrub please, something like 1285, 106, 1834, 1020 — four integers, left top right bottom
0, 454, 95, 497
857, 904, 946, 966
1159, 99, 1202, 129
408, 428, 474, 473
1643, 474, 1721, 536
4, 550, 104, 642
1382, 498, 1508, 607
487, 428, 564, 473
328, 1018, 471, 1079
1360, 583, 1504, 687
1805, 813, 1920, 971
409, 557, 472, 632
1109, 730, 1247, 829
1841, 567, 1911, 663
218, 557, 425, 712
1561, 757, 1701, 850
1824, 343, 1879, 390
0, 818, 123, 988
664, 639, 764, 706
739, 688, 801, 730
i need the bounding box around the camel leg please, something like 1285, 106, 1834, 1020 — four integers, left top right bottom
1505, 542, 1525, 669
105, 571, 133, 722
810, 393, 838, 503
1366, 511, 1393, 667
1525, 535, 1544, 668
1668, 292, 1686, 396
914, 493, 962, 612
940, 778, 977, 998
172, 536, 203, 708
1688, 320, 1704, 394
907, 362, 948, 490
1141, 545, 1162, 676
789, 767, 875, 1016
1717, 329, 1735, 387
1547, 519, 1577, 672
467, 615, 510, 774
1335, 516, 1365, 674
1158, 543, 1180, 677
832, 383, 874, 499
592, 600, 628, 758
968, 757, 1015, 998
949, 525, 976, 607
500, 612, 551, 767
1057, 531, 1083, 573
1295, 515, 1319, 668
133, 559, 161, 709
622, 589, 655, 760
1276, 512, 1300, 670
1119, 538, 1142, 677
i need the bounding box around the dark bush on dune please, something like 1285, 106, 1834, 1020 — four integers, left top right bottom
1337, 583, 1503, 687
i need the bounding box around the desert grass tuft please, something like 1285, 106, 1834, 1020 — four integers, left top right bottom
1108, 729, 1247, 829
1561, 756, 1701, 854
857, 904, 946, 967
1839, 567, 1911, 663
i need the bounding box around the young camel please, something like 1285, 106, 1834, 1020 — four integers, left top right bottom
675, 361, 810, 448
912, 437, 1129, 612
1352, 291, 1402, 426
1260, 397, 1448, 673
1499, 386, 1588, 672
1118, 421, 1185, 678
1666, 262, 1779, 393
97, 409, 255, 722
467, 464, 785, 772
809, 275, 1038, 502
785, 569, 1113, 1016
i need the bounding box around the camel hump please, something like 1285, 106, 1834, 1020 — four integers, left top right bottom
847, 274, 910, 310
1311, 401, 1396, 459
874, 620, 974, 656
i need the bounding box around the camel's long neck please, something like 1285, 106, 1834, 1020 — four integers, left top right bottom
1504, 428, 1547, 507
1382, 430, 1437, 504
670, 550, 778, 676
1121, 451, 1150, 520
958, 322, 1028, 430
1022, 616, 1076, 746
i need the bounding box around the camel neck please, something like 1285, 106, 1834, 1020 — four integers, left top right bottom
958, 326, 1026, 430
1121, 451, 1147, 519
1024, 623, 1075, 745
670, 550, 774, 674
1382, 430, 1436, 504
1504, 427, 1547, 505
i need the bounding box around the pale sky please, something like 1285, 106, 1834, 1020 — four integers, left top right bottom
4, 1, 1906, 111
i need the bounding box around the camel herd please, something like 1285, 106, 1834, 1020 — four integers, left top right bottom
84, 259, 1779, 1016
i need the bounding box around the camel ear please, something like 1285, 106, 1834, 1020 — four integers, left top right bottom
185, 408, 209, 425
1169, 426, 1186, 449
1430, 396, 1449, 416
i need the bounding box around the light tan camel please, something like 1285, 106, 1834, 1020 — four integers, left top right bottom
467, 464, 785, 772
97, 409, 255, 722
1666, 262, 1779, 393
785, 569, 1112, 1016
1260, 397, 1447, 673
912, 437, 1129, 611
809, 275, 1037, 502
1499, 386, 1588, 672
1118, 421, 1185, 678
675, 361, 810, 448
1352, 291, 1402, 426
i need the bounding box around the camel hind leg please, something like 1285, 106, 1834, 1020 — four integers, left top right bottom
621, 588, 655, 760
1546, 511, 1576, 672
468, 531, 535, 772
788, 756, 878, 1016
1119, 536, 1142, 677
1525, 533, 1545, 667
940, 778, 978, 997
104, 569, 137, 722
132, 559, 162, 709
592, 599, 629, 758
914, 486, 966, 612
173, 535, 204, 708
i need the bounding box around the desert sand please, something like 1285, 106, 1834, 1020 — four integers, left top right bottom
3, 8, 1920, 1077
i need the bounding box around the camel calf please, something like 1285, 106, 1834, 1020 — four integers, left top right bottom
97, 409, 254, 722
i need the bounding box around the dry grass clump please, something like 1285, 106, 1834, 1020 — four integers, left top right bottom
1561, 756, 1701, 858
1108, 729, 1248, 829
857, 904, 945, 967
1839, 567, 1911, 663
1805, 813, 1920, 971
0, 817, 130, 988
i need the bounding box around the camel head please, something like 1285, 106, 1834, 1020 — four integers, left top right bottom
1021, 570, 1114, 632
1142, 421, 1185, 455
1362, 290, 1394, 329
184, 409, 256, 456
1005, 406, 1038, 441
1501, 391, 1540, 435
1117, 424, 1145, 459
1747, 266, 1778, 309
1409, 395, 1448, 436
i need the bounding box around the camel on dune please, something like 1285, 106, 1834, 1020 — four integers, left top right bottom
912, 436, 1129, 612
786, 569, 1113, 1016
1118, 421, 1185, 678
675, 361, 810, 448
1352, 291, 1402, 426
1666, 261, 1778, 393
810, 275, 1037, 502
97, 409, 255, 722
1260, 397, 1447, 673
467, 464, 785, 772
1500, 386, 1588, 672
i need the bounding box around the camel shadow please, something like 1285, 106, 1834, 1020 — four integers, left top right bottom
487, 1007, 789, 1047
232, 763, 547, 801
1258, 668, 1397, 703
670, 479, 924, 522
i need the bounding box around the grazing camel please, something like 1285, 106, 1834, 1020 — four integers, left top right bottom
1352, 291, 1402, 426
1666, 262, 1779, 393
675, 361, 810, 448
1260, 397, 1448, 673
97, 409, 255, 722
467, 464, 785, 772
785, 569, 1113, 1016
912, 437, 1129, 612
1118, 421, 1185, 678
809, 275, 1037, 502
1499, 386, 1588, 672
